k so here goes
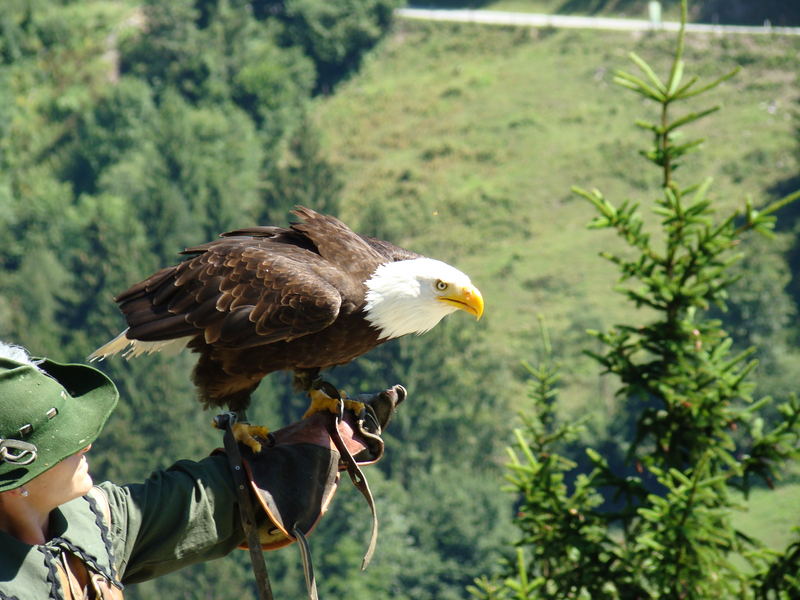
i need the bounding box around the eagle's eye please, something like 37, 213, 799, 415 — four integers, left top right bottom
435, 279, 448, 291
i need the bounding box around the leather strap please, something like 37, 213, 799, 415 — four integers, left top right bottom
293, 526, 319, 600
57, 552, 84, 600
326, 405, 379, 570
54, 552, 124, 600
217, 413, 274, 600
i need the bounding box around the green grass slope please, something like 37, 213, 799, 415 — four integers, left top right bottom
735, 479, 800, 561
315, 19, 799, 412
313, 18, 800, 549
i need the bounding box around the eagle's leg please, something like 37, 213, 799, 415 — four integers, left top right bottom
200, 361, 269, 453
302, 380, 366, 419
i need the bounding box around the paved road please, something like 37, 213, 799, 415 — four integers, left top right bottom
397, 7, 800, 36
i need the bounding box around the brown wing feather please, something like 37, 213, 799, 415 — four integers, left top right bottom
116, 241, 349, 350
289, 207, 389, 278
291, 207, 422, 264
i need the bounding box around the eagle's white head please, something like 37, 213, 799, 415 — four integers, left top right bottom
363, 257, 484, 340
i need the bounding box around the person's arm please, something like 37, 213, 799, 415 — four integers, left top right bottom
98, 454, 244, 584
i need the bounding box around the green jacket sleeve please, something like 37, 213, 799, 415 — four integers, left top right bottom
98, 454, 244, 584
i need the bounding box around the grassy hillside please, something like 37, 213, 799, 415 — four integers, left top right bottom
735, 479, 800, 562
313, 17, 800, 547
315, 18, 799, 411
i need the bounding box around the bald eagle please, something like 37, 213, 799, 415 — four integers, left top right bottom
91, 207, 483, 421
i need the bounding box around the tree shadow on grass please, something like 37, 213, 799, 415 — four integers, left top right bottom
556, 0, 799, 24
698, 0, 800, 26
769, 175, 800, 233
768, 175, 800, 323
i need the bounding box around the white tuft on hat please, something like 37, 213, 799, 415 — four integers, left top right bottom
0, 342, 41, 369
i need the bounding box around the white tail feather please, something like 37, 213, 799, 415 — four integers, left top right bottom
89, 329, 192, 361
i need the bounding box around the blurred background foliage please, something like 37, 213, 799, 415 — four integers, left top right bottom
1, 0, 799, 598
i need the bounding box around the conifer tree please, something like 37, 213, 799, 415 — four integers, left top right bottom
472, 2, 800, 598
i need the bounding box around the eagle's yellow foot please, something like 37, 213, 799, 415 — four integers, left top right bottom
231, 422, 269, 454
303, 388, 339, 418
304, 388, 366, 419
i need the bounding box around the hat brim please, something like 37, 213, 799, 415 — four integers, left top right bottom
0, 359, 118, 491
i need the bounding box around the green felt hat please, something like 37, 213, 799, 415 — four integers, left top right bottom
0, 356, 118, 492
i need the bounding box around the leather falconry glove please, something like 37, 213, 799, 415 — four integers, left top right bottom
217, 384, 405, 599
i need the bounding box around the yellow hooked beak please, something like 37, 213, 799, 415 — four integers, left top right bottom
438, 284, 484, 320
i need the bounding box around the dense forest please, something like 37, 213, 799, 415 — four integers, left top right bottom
1, 1, 799, 598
